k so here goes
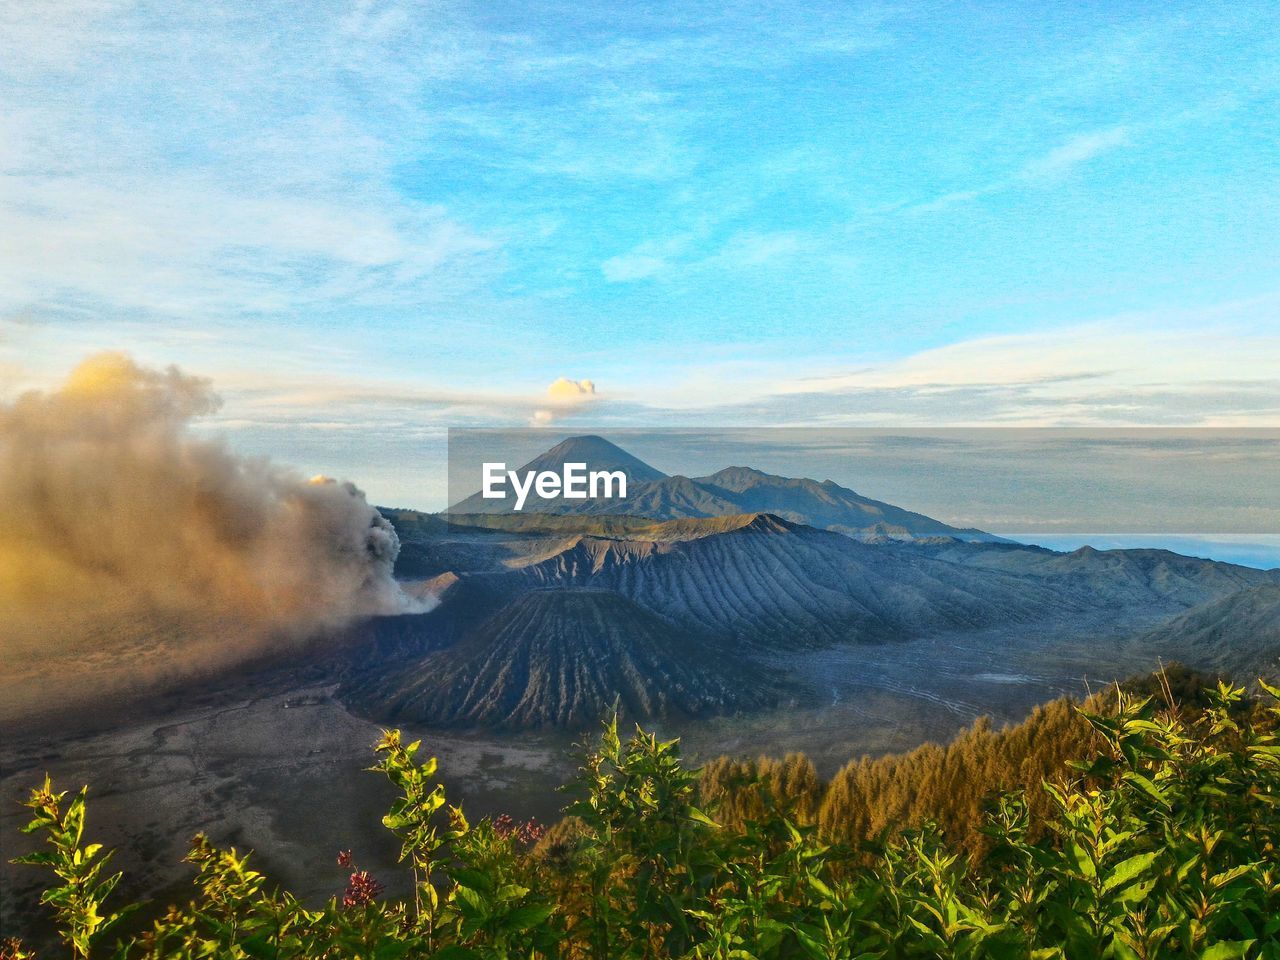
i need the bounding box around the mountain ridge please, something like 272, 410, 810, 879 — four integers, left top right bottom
1129, 583, 1280, 675
354, 438, 1280, 731
448, 435, 1005, 542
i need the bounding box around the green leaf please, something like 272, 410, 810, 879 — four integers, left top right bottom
496, 882, 529, 902
505, 902, 556, 931
11, 852, 58, 866
1102, 851, 1160, 895
1121, 772, 1172, 808
448, 867, 493, 893
454, 883, 487, 919
686, 806, 720, 828
1202, 941, 1256, 960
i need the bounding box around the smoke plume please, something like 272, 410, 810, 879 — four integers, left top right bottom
0, 353, 413, 719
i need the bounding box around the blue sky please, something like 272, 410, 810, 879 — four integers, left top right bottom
2, 0, 1278, 506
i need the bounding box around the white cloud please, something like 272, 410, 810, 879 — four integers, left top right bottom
522, 295, 1280, 428
533, 376, 599, 424
0, 172, 496, 316
708, 230, 804, 268
906, 125, 1135, 214
757, 296, 1280, 426
1018, 126, 1131, 182
602, 253, 671, 283
601, 234, 696, 283
0, 0, 134, 74
547, 376, 596, 399
0, 0, 503, 322
602, 230, 805, 282
791, 324, 1266, 395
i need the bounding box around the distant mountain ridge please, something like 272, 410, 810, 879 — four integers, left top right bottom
903, 540, 1279, 609
1130, 583, 1280, 676
506, 512, 1064, 646
347, 506, 1280, 729
449, 435, 1005, 542
350, 436, 1280, 732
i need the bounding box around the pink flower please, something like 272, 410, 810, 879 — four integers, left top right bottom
492, 814, 545, 846
342, 869, 385, 909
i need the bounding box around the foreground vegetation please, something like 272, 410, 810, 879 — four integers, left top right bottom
9, 676, 1280, 959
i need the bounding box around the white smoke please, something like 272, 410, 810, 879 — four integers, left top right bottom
0, 353, 417, 718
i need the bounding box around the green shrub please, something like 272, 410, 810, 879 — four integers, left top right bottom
11, 680, 1280, 958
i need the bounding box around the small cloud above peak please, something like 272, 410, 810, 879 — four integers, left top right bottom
533, 377, 599, 425
547, 377, 596, 399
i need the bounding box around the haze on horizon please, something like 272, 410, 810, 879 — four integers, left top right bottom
2, 0, 1278, 508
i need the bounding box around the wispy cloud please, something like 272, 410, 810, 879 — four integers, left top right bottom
602, 229, 809, 283
0, 171, 496, 317
0, 2, 511, 323
601, 235, 697, 282
736, 295, 1280, 427
908, 125, 1135, 213
1018, 126, 1131, 182
0, 0, 901, 323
